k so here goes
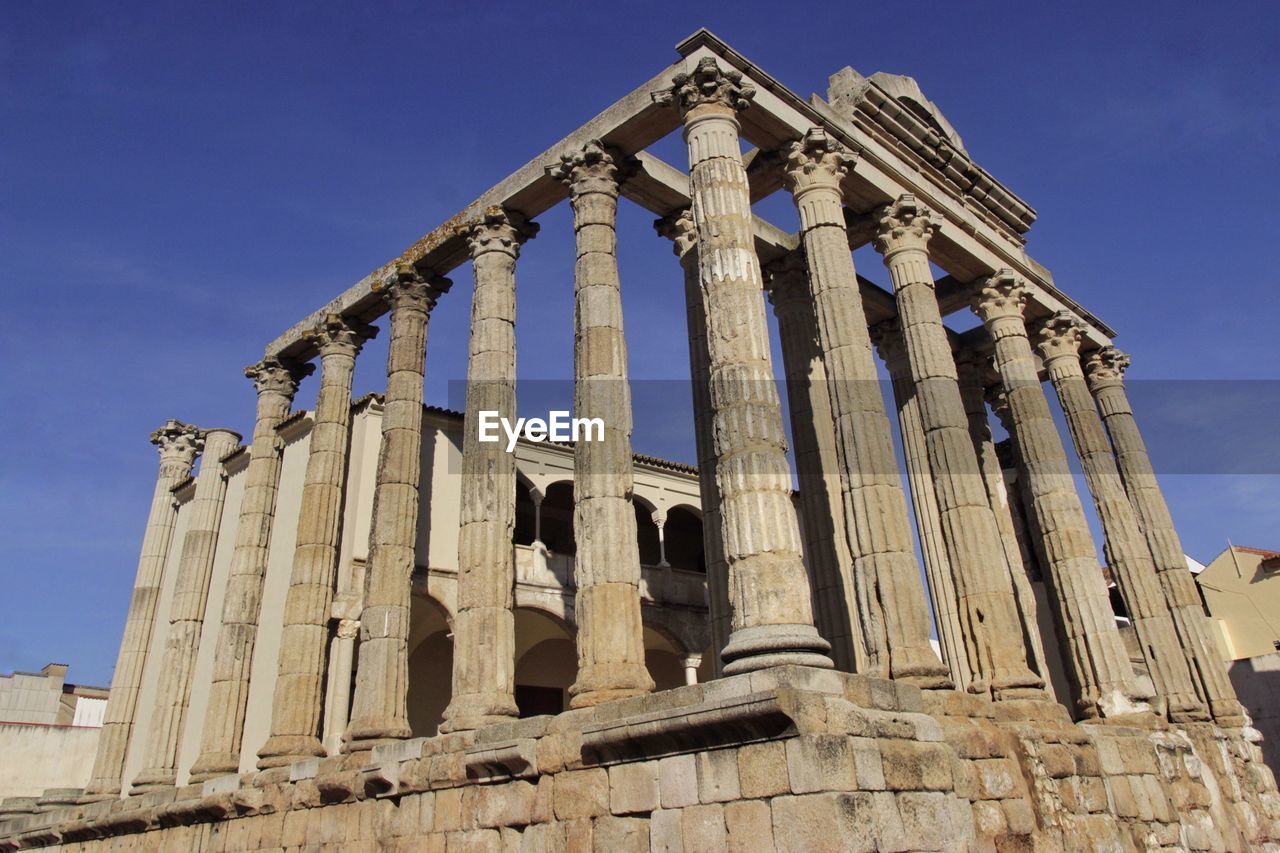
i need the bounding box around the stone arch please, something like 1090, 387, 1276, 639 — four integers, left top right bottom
514, 605, 576, 717
643, 623, 688, 691
406, 593, 453, 737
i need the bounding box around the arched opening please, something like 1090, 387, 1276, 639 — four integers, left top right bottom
643, 624, 687, 691
406, 594, 452, 737
514, 476, 538, 546
663, 505, 705, 573
634, 497, 661, 566
514, 607, 576, 717
539, 481, 575, 556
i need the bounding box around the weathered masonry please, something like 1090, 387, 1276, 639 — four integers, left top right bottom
4, 29, 1278, 852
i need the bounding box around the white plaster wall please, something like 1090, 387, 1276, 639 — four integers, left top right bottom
0, 724, 101, 798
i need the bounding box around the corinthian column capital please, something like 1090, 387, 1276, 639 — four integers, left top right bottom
245, 357, 313, 400
380, 262, 452, 314
464, 206, 539, 260
871, 194, 938, 257
653, 208, 697, 261
762, 251, 809, 313
308, 314, 377, 359
653, 57, 755, 117
1084, 346, 1131, 391
548, 139, 624, 199
782, 128, 858, 195
868, 317, 904, 366
971, 269, 1028, 325
151, 419, 204, 477
1034, 311, 1085, 365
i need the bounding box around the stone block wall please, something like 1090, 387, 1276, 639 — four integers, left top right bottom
2, 667, 1278, 851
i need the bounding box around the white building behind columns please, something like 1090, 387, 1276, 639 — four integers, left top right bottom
108, 399, 712, 790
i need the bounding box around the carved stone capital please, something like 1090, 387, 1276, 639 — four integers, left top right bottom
782, 128, 858, 196
380, 262, 452, 314
868, 317, 904, 366
465, 206, 539, 260
972, 269, 1028, 325
762, 251, 809, 311
653, 208, 697, 260
1034, 311, 1085, 365
245, 357, 313, 400
548, 140, 627, 199
871, 194, 938, 257
1084, 346, 1130, 390
308, 313, 377, 360
653, 57, 755, 117
151, 419, 204, 477
336, 619, 360, 641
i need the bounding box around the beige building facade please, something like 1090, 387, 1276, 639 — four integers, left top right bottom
3, 29, 1279, 852
0, 666, 107, 802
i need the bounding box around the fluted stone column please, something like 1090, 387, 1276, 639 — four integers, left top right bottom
188, 359, 310, 782
655, 209, 730, 678
872, 320, 970, 688
656, 58, 832, 674
344, 264, 450, 753
257, 315, 374, 769
765, 254, 861, 673
1035, 314, 1205, 721
872, 195, 1042, 698
953, 351, 1049, 681
972, 272, 1144, 719
85, 421, 203, 798
131, 426, 241, 792
783, 129, 947, 686
548, 141, 655, 707
440, 207, 537, 732
1086, 347, 1247, 726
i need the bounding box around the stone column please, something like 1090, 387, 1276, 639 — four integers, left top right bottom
345, 264, 451, 753
952, 351, 1049, 681
1035, 314, 1205, 721
683, 655, 702, 685
872, 320, 969, 688
323, 618, 360, 754
972, 272, 1145, 719
85, 421, 204, 798
765, 254, 861, 673
655, 209, 730, 678
440, 207, 537, 733
871, 195, 1042, 698
783, 129, 949, 686
189, 359, 310, 782
131, 426, 242, 792
549, 140, 654, 708
653, 511, 670, 568
656, 58, 832, 674
257, 315, 374, 769
1086, 347, 1247, 726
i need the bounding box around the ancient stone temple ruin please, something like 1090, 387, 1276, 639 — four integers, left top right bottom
4, 29, 1278, 852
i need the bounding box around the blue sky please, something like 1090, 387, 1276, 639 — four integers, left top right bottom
3, 1, 1278, 686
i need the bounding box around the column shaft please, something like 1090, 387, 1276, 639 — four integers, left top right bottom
190, 360, 308, 782
257, 316, 372, 769
345, 266, 449, 752
973, 272, 1143, 719
85, 421, 203, 798
132, 427, 241, 791
782, 130, 948, 686
953, 351, 1050, 682
1036, 317, 1204, 721
440, 207, 536, 732
551, 140, 653, 707
658, 58, 832, 674
874, 322, 970, 688
766, 254, 862, 673
1086, 347, 1246, 725
656, 210, 730, 677
872, 196, 1042, 698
